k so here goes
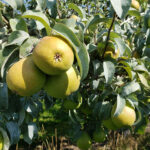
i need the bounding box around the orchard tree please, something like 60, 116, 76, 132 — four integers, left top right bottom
0, 0, 150, 149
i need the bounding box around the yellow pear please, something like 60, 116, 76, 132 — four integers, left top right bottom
104, 48, 120, 59
44, 66, 80, 99
33, 36, 74, 75
131, 0, 140, 10
70, 15, 78, 21
6, 56, 46, 96
111, 103, 136, 128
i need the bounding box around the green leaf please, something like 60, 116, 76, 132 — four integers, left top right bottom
47, 0, 57, 19
121, 66, 133, 80
134, 107, 145, 133
143, 47, 150, 57
7, 31, 29, 46
60, 18, 76, 30
18, 109, 25, 126
1, 48, 19, 79
113, 94, 125, 117
0, 11, 4, 27
103, 61, 115, 84
121, 80, 141, 96
144, 9, 150, 29
23, 123, 38, 144
15, 0, 24, 9
6, 122, 20, 144
134, 63, 149, 73
22, 10, 52, 35
73, 110, 84, 123
0, 127, 10, 150
138, 73, 150, 88
53, 23, 89, 80
68, 3, 85, 19
3, 0, 17, 10
110, 0, 131, 19
114, 38, 132, 57
92, 60, 103, 76
98, 101, 112, 120
20, 37, 39, 57
0, 83, 8, 110
9, 18, 28, 32
146, 29, 150, 46
69, 110, 78, 124
35, 0, 46, 10
127, 9, 141, 19
84, 15, 112, 33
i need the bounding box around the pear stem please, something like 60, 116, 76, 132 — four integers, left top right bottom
102, 12, 116, 59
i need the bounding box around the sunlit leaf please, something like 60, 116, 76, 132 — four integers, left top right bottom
103, 61, 115, 84
113, 94, 125, 117
110, 0, 131, 19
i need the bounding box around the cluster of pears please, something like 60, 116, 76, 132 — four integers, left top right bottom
6, 36, 81, 98
103, 102, 136, 130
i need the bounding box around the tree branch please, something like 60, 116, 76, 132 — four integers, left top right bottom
101, 12, 116, 59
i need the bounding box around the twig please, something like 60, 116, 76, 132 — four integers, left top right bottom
2, 16, 8, 25
101, 12, 116, 59
56, 0, 61, 18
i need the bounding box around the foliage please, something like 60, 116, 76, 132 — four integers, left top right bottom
0, 0, 150, 149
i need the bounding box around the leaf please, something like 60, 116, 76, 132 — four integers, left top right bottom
20, 37, 39, 57
134, 106, 144, 132
35, 0, 46, 10
0, 127, 10, 150
0, 83, 8, 110
103, 61, 115, 84
134, 63, 148, 73
127, 9, 140, 19
22, 10, 52, 35
121, 66, 133, 80
73, 110, 84, 123
15, 0, 24, 9
92, 60, 103, 76
69, 110, 78, 124
98, 101, 112, 120
0, 11, 4, 27
0, 45, 16, 69
1, 48, 19, 79
46, 0, 57, 19
18, 109, 25, 126
84, 15, 112, 33
113, 94, 125, 117
7, 31, 29, 46
138, 73, 150, 88
110, 0, 131, 19
146, 29, 150, 46
121, 80, 141, 96
53, 23, 89, 80
114, 38, 132, 57
23, 123, 38, 144
68, 3, 85, 19
9, 18, 28, 32
6, 122, 20, 144
3, 0, 17, 10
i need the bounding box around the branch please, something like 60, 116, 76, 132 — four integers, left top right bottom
56, 0, 62, 18
101, 12, 116, 59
